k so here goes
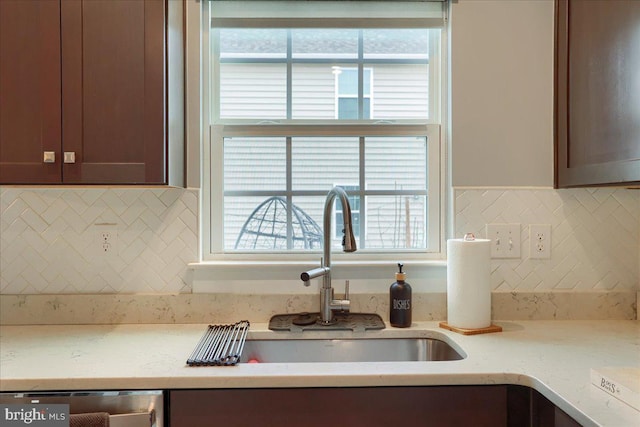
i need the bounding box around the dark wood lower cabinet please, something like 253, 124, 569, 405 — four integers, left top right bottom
168, 385, 582, 427
510, 384, 582, 427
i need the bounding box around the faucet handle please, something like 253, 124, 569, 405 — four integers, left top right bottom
344, 280, 350, 300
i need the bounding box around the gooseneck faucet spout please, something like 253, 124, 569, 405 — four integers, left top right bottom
300, 186, 357, 325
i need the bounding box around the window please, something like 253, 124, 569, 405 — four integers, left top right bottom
335, 68, 371, 119
203, 1, 446, 260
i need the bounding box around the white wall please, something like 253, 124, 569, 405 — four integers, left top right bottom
450, 0, 554, 187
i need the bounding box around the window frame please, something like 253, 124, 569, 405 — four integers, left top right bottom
201, 3, 447, 263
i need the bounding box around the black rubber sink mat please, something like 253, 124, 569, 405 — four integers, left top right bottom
269, 312, 385, 332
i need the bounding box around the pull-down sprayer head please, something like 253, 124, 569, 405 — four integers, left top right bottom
325, 186, 357, 255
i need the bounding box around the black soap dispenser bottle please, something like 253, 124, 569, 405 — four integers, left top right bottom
390, 263, 412, 328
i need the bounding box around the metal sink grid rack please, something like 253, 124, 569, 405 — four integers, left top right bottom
187, 320, 250, 366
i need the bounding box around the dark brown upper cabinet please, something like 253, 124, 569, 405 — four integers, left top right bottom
0, 0, 166, 184
554, 0, 640, 188
0, 0, 62, 184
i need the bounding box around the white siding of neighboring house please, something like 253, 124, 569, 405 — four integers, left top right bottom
220, 63, 429, 119
292, 65, 336, 119
373, 64, 429, 119
220, 63, 287, 119
219, 63, 429, 250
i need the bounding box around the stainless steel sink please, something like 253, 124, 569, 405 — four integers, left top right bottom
240, 338, 464, 363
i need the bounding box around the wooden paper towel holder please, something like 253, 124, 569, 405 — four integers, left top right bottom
439, 321, 502, 335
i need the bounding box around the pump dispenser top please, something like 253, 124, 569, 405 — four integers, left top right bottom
395, 263, 406, 282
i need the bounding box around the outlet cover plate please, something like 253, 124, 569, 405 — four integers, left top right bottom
486, 223, 521, 259
94, 224, 118, 257
529, 224, 551, 259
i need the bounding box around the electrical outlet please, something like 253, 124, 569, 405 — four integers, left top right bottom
486, 223, 521, 259
529, 224, 551, 259
94, 224, 117, 256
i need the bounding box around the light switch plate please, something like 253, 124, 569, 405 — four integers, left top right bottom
486, 223, 521, 259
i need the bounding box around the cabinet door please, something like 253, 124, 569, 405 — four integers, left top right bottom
0, 0, 62, 184
61, 0, 166, 184
170, 386, 508, 427
555, 0, 640, 187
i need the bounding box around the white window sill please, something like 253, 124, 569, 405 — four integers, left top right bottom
189, 260, 447, 294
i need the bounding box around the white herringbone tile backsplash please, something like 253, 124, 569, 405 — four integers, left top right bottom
1, 187, 198, 294
1, 187, 638, 294
455, 188, 640, 291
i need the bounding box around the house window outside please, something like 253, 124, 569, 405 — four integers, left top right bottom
335, 68, 371, 119
204, 2, 446, 260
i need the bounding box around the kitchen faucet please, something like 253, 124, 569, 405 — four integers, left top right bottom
300, 186, 357, 325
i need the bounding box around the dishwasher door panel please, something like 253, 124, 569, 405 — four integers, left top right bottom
0, 390, 163, 427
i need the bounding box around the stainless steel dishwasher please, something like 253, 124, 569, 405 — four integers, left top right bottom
0, 390, 163, 427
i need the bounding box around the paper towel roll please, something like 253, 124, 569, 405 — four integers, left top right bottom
447, 235, 492, 329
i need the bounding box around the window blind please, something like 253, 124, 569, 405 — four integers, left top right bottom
211, 1, 446, 28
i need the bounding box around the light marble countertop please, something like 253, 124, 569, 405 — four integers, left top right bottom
1, 321, 639, 427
